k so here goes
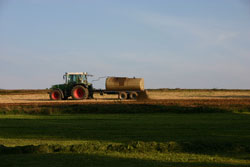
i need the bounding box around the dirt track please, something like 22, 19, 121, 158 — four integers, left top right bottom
1, 91, 250, 107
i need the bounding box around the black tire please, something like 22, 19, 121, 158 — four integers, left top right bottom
71, 85, 89, 100
50, 89, 62, 100
129, 92, 138, 100
118, 92, 127, 100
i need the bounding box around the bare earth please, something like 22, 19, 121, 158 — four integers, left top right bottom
1, 90, 250, 107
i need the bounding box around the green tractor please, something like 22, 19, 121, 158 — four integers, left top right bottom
49, 72, 94, 100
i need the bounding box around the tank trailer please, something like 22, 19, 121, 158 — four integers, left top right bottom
49, 72, 144, 100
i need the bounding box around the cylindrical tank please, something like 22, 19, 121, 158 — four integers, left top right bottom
105, 77, 144, 91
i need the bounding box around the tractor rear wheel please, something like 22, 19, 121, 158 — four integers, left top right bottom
50, 89, 62, 100
118, 92, 127, 100
72, 85, 89, 100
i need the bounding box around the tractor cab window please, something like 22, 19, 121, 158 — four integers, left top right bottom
66, 74, 87, 84
68, 75, 77, 83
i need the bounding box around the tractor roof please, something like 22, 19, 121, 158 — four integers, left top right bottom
65, 72, 88, 75
65, 72, 93, 76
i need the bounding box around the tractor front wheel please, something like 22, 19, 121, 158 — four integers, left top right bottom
72, 85, 89, 100
50, 89, 62, 100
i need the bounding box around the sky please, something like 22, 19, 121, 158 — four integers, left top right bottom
0, 0, 250, 89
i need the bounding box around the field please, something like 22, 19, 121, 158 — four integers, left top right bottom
0, 89, 250, 167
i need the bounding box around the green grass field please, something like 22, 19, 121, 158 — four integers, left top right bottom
0, 108, 250, 167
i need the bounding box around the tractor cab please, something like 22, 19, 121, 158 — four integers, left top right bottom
63, 72, 89, 84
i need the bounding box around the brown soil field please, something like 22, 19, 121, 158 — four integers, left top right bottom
0, 90, 250, 108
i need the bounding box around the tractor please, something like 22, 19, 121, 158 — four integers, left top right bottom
49, 72, 94, 100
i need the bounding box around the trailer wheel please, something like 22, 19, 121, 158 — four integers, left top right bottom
72, 85, 89, 100
119, 92, 127, 100
129, 92, 138, 100
50, 89, 62, 100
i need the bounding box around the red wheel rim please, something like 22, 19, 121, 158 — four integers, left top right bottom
52, 91, 60, 100
74, 88, 84, 99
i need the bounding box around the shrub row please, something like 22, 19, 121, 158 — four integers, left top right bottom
1, 141, 250, 155
0, 104, 235, 115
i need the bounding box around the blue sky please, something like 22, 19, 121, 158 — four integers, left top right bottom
0, 0, 250, 89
